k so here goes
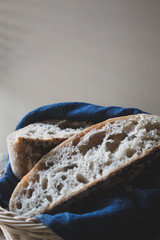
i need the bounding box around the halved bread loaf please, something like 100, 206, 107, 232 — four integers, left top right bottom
9, 114, 160, 217
7, 120, 92, 179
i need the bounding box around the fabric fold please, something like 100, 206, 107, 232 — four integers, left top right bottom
1, 102, 160, 240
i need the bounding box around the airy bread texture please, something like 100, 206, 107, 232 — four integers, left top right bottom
7, 120, 92, 179
9, 114, 160, 217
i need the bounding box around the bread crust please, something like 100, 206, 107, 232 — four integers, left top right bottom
9, 114, 160, 216
45, 146, 160, 215
7, 136, 66, 179
7, 120, 92, 179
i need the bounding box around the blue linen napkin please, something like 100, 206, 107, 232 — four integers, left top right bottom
1, 102, 160, 240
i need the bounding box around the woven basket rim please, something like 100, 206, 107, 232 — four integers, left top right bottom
0, 206, 43, 226
0, 169, 63, 240
0, 205, 63, 240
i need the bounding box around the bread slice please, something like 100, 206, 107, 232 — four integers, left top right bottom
9, 114, 160, 217
7, 120, 92, 179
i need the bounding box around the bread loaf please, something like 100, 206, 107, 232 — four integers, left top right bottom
9, 114, 160, 217
7, 120, 92, 179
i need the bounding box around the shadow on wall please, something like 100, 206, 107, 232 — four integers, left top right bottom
0, 0, 160, 153
0, 1, 35, 82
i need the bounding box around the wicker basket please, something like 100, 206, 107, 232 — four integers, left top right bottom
0, 171, 63, 240
0, 207, 63, 240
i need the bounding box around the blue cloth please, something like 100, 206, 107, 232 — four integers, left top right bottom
0, 102, 160, 240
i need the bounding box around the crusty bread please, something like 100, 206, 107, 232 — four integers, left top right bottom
7, 120, 92, 179
9, 114, 160, 217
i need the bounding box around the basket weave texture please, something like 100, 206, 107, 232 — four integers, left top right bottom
0, 171, 63, 240
0, 207, 63, 240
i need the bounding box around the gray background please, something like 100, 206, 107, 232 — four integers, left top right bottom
0, 0, 160, 153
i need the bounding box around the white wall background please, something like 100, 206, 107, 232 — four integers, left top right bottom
0, 0, 160, 153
